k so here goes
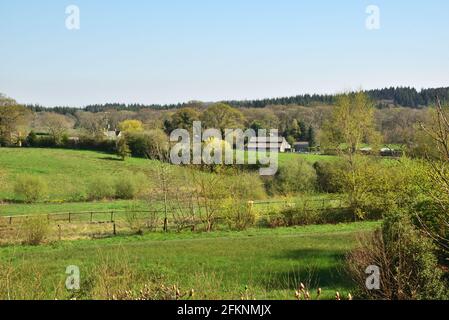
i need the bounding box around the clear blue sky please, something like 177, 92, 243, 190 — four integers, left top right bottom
1, 0, 448, 107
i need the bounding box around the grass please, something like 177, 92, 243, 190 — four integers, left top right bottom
0, 193, 345, 218
0, 148, 340, 215
0, 200, 147, 217
0, 148, 157, 201
0, 221, 379, 300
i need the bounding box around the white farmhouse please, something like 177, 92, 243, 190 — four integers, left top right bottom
247, 136, 292, 153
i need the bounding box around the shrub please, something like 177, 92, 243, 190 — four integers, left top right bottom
279, 201, 321, 226
226, 173, 266, 200
127, 130, 169, 160
115, 176, 137, 199
21, 216, 50, 245
87, 176, 115, 200
223, 200, 258, 231
267, 159, 317, 195
313, 161, 345, 193
124, 211, 146, 235
347, 210, 448, 300
14, 175, 48, 203
116, 138, 131, 160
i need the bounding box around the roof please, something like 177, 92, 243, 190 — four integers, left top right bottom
294, 141, 310, 147
247, 136, 291, 149
104, 130, 121, 139
248, 137, 285, 143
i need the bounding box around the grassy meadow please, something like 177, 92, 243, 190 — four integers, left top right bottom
0, 221, 379, 300
0, 147, 378, 300
0, 148, 338, 216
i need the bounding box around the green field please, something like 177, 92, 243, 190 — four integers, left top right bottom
0, 148, 158, 201
0, 148, 373, 300
0, 221, 379, 300
0, 148, 338, 215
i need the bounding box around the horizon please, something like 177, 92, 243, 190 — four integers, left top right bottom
20, 84, 449, 109
1, 0, 449, 107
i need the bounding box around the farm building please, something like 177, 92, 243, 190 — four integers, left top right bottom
247, 136, 292, 153
293, 141, 310, 153
104, 130, 122, 140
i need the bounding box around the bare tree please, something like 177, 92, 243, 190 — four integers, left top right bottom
0, 94, 30, 146
39, 112, 74, 143
75, 111, 107, 137
418, 97, 449, 253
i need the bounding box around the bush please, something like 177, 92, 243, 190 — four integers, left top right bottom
225, 173, 266, 200
347, 210, 448, 300
116, 138, 131, 160
266, 159, 317, 195
14, 175, 48, 203
313, 161, 345, 193
21, 216, 50, 245
127, 130, 169, 160
115, 176, 137, 200
223, 200, 258, 231
87, 177, 115, 200
279, 201, 321, 226
124, 211, 147, 235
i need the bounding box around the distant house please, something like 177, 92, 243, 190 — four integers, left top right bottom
104, 130, 122, 140
247, 136, 292, 153
380, 147, 403, 157
293, 141, 310, 153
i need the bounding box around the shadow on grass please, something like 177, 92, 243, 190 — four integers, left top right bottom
98, 156, 123, 162
259, 249, 351, 290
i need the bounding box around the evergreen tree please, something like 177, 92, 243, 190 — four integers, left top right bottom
116, 137, 131, 161
307, 126, 316, 147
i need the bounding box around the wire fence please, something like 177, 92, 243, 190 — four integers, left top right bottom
0, 198, 347, 226
0, 197, 351, 243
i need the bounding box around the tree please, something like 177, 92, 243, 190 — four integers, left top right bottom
321, 92, 381, 155
320, 92, 382, 219
298, 121, 307, 140
307, 126, 316, 147
201, 103, 245, 132
75, 111, 107, 137
116, 138, 131, 160
40, 112, 73, 144
119, 120, 144, 133
0, 94, 30, 146
288, 119, 301, 141
164, 108, 200, 133
418, 97, 449, 258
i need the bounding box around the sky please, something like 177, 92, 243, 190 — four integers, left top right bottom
0, 0, 448, 107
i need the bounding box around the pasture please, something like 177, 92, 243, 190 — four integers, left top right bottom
0, 148, 379, 300
0, 221, 379, 300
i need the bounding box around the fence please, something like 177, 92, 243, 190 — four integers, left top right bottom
0, 198, 347, 226
0, 197, 350, 242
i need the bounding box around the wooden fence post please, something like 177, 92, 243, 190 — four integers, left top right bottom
113, 222, 116, 235
110, 211, 114, 222
68, 212, 71, 223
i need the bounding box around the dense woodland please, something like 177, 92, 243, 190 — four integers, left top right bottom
25, 86, 449, 115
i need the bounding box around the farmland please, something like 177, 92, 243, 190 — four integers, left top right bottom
0, 147, 369, 299
0, 221, 379, 300
0, 148, 337, 215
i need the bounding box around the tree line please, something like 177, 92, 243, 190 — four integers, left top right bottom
24, 86, 449, 115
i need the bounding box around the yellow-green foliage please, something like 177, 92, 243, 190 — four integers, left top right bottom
86, 176, 115, 200
115, 175, 137, 200
21, 216, 50, 245
267, 158, 317, 195
13, 175, 48, 203
223, 199, 258, 231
